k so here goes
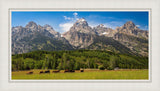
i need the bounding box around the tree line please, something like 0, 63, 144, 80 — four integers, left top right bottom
12, 50, 148, 71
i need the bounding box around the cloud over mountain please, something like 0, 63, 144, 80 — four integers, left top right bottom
59, 12, 79, 33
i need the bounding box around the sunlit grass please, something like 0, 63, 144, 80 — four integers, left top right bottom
12, 69, 148, 80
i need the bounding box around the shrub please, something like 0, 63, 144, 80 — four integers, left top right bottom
107, 67, 114, 70
98, 65, 105, 70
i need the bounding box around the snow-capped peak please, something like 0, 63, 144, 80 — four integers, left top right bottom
74, 18, 88, 26
78, 18, 86, 22
99, 24, 106, 28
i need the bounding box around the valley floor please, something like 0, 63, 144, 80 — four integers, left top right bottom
12, 69, 148, 80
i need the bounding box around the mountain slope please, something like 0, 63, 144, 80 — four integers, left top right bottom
113, 33, 148, 56
12, 21, 73, 54
86, 35, 134, 55
113, 21, 149, 56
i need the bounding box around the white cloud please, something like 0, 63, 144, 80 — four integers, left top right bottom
104, 21, 124, 29
136, 25, 140, 27
73, 12, 78, 16
144, 25, 148, 29
140, 25, 148, 30
63, 16, 72, 20
103, 23, 113, 28
59, 12, 79, 33
59, 22, 73, 33
88, 22, 99, 28
73, 12, 79, 20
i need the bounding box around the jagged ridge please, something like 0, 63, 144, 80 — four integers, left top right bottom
12, 19, 149, 56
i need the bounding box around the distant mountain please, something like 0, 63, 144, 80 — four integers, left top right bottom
93, 24, 117, 37
113, 21, 148, 56
12, 19, 149, 56
115, 21, 148, 39
12, 21, 60, 41
12, 21, 73, 54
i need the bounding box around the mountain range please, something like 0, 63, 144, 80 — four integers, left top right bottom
12, 18, 148, 56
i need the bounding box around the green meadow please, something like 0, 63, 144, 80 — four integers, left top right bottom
12, 69, 148, 80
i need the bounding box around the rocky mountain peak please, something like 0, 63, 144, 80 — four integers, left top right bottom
66, 17, 95, 34
74, 18, 88, 26
62, 18, 96, 48
77, 18, 86, 22
25, 21, 38, 29
94, 24, 116, 37
126, 21, 134, 24
96, 24, 106, 28
117, 21, 139, 35
42, 24, 60, 38
123, 21, 136, 29
100, 24, 105, 27
115, 21, 148, 39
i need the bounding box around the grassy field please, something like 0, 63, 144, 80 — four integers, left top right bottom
12, 69, 148, 80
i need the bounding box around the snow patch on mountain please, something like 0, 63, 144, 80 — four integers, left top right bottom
102, 32, 109, 35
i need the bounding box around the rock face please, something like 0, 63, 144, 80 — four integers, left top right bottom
113, 33, 148, 56
12, 19, 149, 56
93, 24, 117, 37
12, 21, 60, 41
86, 35, 134, 55
116, 21, 148, 39
62, 18, 95, 48
69, 18, 95, 34
113, 21, 148, 56
63, 31, 95, 48
43, 24, 61, 38
12, 21, 72, 54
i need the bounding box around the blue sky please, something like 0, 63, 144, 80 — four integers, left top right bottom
12, 11, 149, 33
